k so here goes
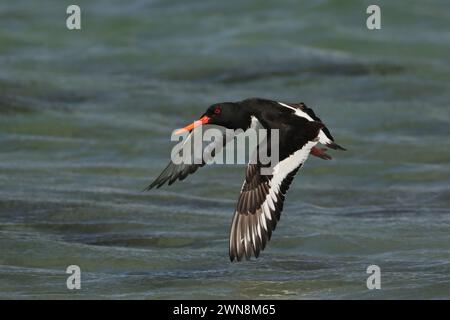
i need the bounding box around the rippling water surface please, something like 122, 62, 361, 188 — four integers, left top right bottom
1, 0, 450, 299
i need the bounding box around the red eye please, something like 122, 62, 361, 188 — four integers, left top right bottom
214, 107, 221, 114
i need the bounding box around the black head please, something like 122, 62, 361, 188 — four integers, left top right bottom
175, 102, 252, 134
203, 102, 252, 130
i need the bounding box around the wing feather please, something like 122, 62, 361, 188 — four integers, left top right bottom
229, 139, 317, 261
145, 126, 234, 190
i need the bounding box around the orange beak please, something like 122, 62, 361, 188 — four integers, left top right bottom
174, 115, 210, 135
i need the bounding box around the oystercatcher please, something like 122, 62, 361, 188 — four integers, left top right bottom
146, 98, 345, 261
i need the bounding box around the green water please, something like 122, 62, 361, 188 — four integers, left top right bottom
0, 0, 449, 299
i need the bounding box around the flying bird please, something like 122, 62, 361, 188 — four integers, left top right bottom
146, 98, 345, 261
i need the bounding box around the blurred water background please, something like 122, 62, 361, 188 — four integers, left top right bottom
0, 0, 449, 299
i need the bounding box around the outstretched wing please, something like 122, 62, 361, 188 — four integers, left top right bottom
145, 159, 203, 190
146, 125, 234, 190
229, 139, 318, 262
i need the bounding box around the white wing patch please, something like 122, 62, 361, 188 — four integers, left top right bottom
263, 140, 317, 212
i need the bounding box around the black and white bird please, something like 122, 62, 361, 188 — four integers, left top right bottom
146, 98, 345, 262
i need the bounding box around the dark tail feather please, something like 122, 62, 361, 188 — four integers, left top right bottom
326, 142, 346, 151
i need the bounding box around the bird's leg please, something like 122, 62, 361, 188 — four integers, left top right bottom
310, 147, 332, 160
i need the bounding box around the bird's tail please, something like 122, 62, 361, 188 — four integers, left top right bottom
326, 142, 346, 151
